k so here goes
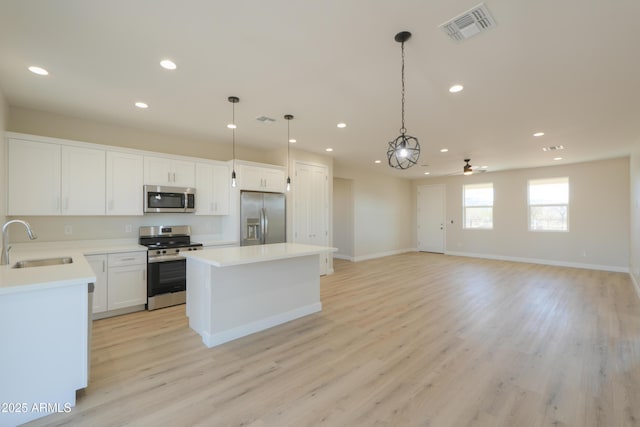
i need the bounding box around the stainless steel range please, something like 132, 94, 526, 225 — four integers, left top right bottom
139, 225, 202, 310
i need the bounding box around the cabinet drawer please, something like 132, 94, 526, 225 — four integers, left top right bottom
108, 251, 147, 267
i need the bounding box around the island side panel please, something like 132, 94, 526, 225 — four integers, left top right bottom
186, 260, 212, 340
0, 283, 87, 426
201, 254, 321, 347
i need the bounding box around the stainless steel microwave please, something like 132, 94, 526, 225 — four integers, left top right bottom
144, 185, 195, 213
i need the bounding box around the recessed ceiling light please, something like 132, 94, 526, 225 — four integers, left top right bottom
325, 148, 333, 152
440, 148, 449, 153
533, 132, 545, 137
374, 160, 381, 164
424, 172, 430, 175
553, 157, 563, 161
337, 123, 347, 128
28, 66, 49, 76
227, 123, 237, 129
289, 139, 296, 143
449, 84, 464, 93
481, 165, 488, 169
135, 102, 148, 109
160, 59, 177, 70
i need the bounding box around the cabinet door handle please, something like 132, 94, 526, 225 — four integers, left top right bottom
102, 260, 105, 273
173, 172, 176, 182
121, 257, 136, 261
168, 172, 171, 182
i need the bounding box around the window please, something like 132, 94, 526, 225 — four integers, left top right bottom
463, 183, 493, 229
528, 177, 569, 231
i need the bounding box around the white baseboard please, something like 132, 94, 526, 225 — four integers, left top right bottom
445, 251, 629, 273
202, 302, 322, 348
333, 253, 354, 261
352, 248, 416, 262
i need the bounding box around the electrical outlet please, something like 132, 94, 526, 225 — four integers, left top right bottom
64, 225, 72, 235
125, 224, 132, 233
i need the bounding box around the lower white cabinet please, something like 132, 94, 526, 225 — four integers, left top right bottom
107, 252, 147, 310
85, 254, 108, 314
86, 252, 146, 316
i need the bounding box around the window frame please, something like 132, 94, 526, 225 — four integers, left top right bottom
462, 182, 494, 230
527, 177, 569, 232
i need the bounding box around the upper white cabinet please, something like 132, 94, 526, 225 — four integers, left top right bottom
8, 138, 61, 215
61, 145, 106, 215
195, 162, 230, 215
144, 156, 195, 187
238, 164, 285, 193
106, 151, 143, 215
8, 139, 106, 215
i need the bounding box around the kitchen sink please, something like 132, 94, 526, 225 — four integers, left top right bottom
12, 257, 73, 269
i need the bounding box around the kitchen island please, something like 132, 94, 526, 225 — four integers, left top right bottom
182, 243, 336, 348
0, 251, 95, 427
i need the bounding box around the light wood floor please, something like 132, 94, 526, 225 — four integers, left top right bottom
26, 253, 640, 427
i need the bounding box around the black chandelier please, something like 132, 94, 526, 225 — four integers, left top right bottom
387, 31, 420, 170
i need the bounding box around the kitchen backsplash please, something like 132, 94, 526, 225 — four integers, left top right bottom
7, 214, 226, 243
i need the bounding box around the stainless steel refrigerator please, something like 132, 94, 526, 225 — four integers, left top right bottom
240, 191, 286, 246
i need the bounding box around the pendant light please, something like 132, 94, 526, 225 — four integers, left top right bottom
228, 96, 239, 187
387, 31, 420, 170
284, 114, 294, 192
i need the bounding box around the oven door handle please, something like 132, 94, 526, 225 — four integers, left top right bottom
148, 255, 186, 263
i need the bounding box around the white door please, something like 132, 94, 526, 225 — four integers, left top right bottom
417, 184, 445, 253
294, 162, 329, 275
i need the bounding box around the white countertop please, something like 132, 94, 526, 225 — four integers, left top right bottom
0, 250, 96, 295
0, 238, 145, 296
0, 237, 239, 295
182, 243, 337, 267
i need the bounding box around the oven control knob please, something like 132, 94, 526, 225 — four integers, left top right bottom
176, 249, 180, 253
156, 250, 161, 255
162, 250, 167, 254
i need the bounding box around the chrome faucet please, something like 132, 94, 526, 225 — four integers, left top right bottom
1, 220, 38, 265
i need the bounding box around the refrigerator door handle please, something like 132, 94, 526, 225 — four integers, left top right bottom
259, 208, 265, 244
263, 208, 269, 242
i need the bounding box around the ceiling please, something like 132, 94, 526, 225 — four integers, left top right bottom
1, 0, 639, 179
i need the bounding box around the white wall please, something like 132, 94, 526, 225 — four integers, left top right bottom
630, 146, 640, 293
412, 157, 630, 271
333, 177, 354, 259
334, 162, 413, 261
8, 106, 270, 163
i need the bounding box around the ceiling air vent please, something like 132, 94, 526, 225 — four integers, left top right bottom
255, 116, 276, 123
542, 145, 564, 152
439, 3, 496, 42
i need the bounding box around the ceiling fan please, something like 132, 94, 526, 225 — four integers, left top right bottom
438, 158, 488, 177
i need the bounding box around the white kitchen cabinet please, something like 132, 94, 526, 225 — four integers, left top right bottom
144, 155, 195, 187
107, 252, 147, 310
85, 254, 108, 314
238, 164, 285, 193
61, 145, 106, 215
106, 151, 144, 215
195, 162, 230, 215
8, 138, 61, 215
